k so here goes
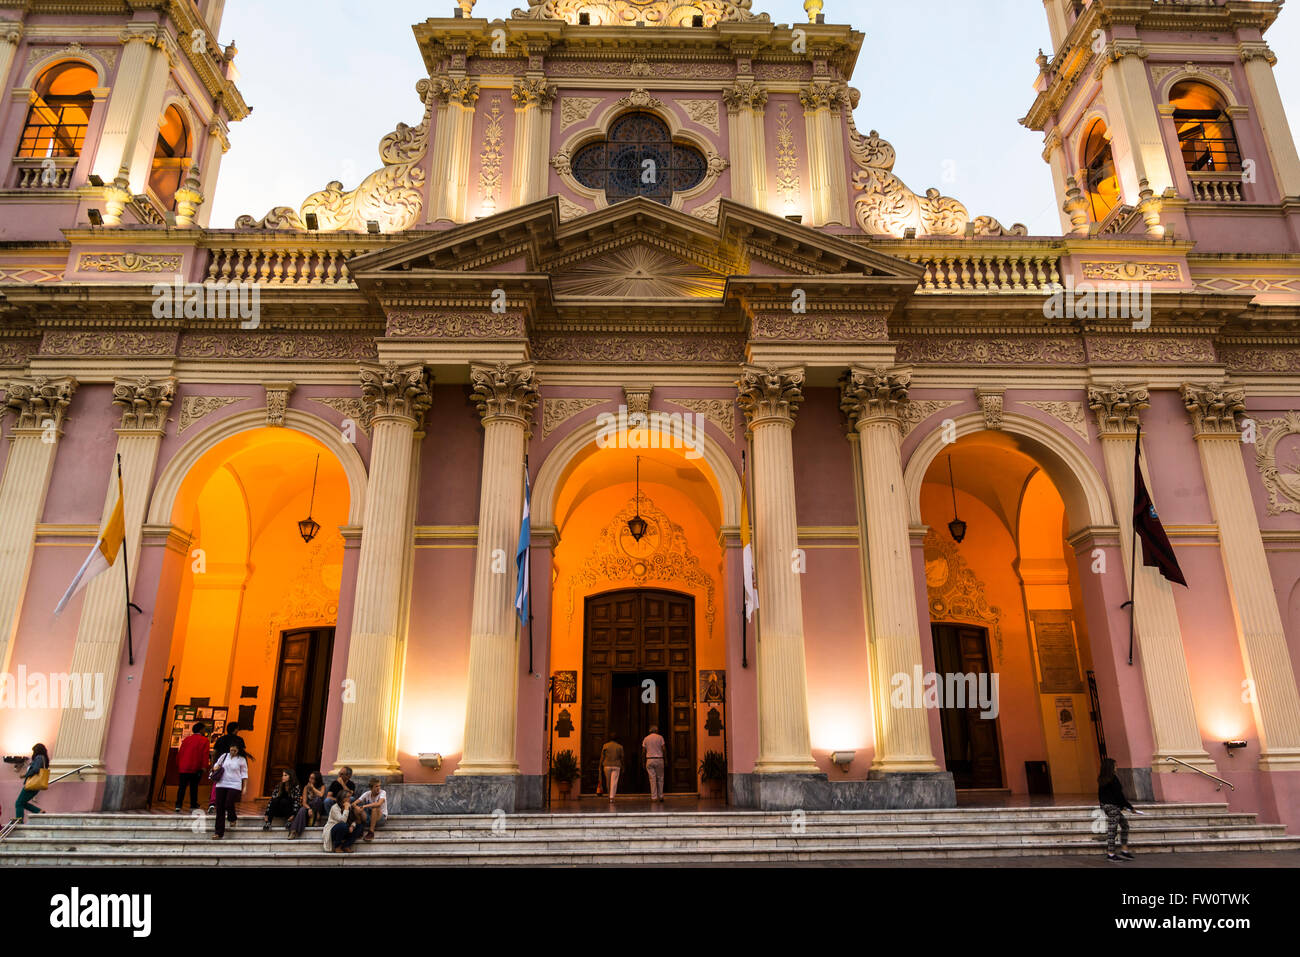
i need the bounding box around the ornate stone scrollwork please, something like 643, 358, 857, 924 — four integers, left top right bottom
113, 376, 176, 432
1182, 383, 1246, 436
237, 79, 436, 233
1255, 411, 1300, 515
5, 376, 77, 433
737, 365, 804, 427
178, 396, 246, 434
977, 388, 1005, 432
722, 81, 767, 114
1088, 384, 1149, 436
264, 381, 296, 428
512, 77, 557, 108
839, 366, 912, 429
924, 527, 1004, 662
846, 109, 1026, 238
510, 0, 769, 25
359, 362, 433, 424
470, 361, 540, 427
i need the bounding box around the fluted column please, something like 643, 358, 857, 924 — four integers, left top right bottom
737, 365, 818, 774
0, 377, 77, 677
431, 77, 479, 223
194, 120, 230, 228
335, 362, 431, 776
841, 367, 940, 773
1240, 43, 1300, 197
724, 81, 768, 210
1087, 385, 1217, 772
457, 362, 539, 776
511, 78, 556, 207
92, 26, 173, 194
52, 378, 176, 775
800, 82, 851, 226
1183, 384, 1300, 769
0, 22, 23, 91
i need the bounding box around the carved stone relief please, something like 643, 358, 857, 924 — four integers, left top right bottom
1021, 400, 1090, 444
924, 527, 1003, 662
1255, 411, 1300, 515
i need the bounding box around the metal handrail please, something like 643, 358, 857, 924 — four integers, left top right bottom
1165, 756, 1236, 792
1, 764, 94, 842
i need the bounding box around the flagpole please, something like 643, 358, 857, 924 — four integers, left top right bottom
1121, 425, 1141, 667
117, 454, 143, 666
740, 450, 748, 670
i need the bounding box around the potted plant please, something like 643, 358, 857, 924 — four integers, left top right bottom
698, 751, 727, 799
552, 750, 580, 799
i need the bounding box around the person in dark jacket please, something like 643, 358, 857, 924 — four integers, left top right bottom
263, 770, 300, 830
175, 722, 210, 811
207, 723, 245, 817
1098, 758, 1136, 862
14, 743, 49, 823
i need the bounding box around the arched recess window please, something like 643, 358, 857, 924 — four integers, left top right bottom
1170, 81, 1241, 173
570, 112, 707, 204
17, 62, 96, 158
1082, 119, 1120, 221
150, 105, 192, 209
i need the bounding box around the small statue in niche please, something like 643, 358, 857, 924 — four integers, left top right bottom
705, 707, 723, 737
554, 708, 574, 739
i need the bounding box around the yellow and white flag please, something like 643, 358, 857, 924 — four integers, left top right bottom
740, 465, 758, 622
54, 471, 125, 616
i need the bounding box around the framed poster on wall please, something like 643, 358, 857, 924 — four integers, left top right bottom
1029, 610, 1084, 693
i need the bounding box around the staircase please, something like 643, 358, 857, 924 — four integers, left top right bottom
2, 803, 1295, 866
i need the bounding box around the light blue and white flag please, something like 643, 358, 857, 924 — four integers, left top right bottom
515, 466, 531, 627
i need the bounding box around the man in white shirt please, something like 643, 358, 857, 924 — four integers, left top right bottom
642, 726, 667, 803
358, 777, 388, 841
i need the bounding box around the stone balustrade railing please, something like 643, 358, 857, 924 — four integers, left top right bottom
864, 240, 1064, 294
201, 237, 390, 286
14, 157, 75, 190
1188, 173, 1245, 203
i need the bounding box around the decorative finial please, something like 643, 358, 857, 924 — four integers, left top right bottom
804, 0, 823, 23
458, 0, 475, 16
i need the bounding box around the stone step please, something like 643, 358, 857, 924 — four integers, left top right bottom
3, 835, 1298, 867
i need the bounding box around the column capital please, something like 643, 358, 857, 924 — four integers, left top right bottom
435, 76, 480, 107
359, 361, 433, 425
113, 376, 176, 433
738, 364, 804, 428
0, 21, 23, 45
511, 76, 556, 109
723, 80, 768, 114
798, 80, 847, 113
1088, 383, 1149, 437
470, 361, 539, 428
839, 365, 911, 429
1181, 382, 1246, 438
5, 376, 78, 434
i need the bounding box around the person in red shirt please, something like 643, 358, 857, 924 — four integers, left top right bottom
175, 722, 211, 812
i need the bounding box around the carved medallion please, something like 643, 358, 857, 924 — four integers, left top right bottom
1255, 411, 1300, 515
79, 253, 182, 273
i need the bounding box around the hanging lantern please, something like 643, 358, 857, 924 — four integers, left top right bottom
626, 455, 649, 542
947, 454, 967, 544
299, 454, 321, 544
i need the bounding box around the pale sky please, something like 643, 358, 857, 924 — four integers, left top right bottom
209, 0, 1300, 235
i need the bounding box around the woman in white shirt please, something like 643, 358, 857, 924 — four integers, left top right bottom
210, 744, 247, 840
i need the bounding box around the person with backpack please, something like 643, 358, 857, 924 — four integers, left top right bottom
1098, 757, 1139, 862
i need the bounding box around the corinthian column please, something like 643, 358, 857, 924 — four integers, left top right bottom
511, 78, 556, 207
430, 77, 479, 223
53, 377, 176, 775
840, 367, 940, 773
0, 22, 23, 93
92, 26, 173, 193
0, 376, 77, 677
737, 365, 818, 775
800, 81, 851, 226
1183, 384, 1300, 769
1087, 384, 1216, 772
724, 81, 768, 210
457, 362, 539, 776
336, 362, 431, 777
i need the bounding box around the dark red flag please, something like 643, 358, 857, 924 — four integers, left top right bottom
1133, 436, 1187, 587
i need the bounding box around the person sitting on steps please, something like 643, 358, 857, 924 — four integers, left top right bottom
263, 769, 300, 831
356, 777, 388, 842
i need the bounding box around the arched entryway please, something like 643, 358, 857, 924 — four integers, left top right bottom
146, 421, 355, 801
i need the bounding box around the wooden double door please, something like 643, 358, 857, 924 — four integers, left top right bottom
931, 623, 1003, 790
582, 590, 695, 795
264, 628, 334, 795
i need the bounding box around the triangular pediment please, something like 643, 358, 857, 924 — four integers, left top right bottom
549, 243, 728, 299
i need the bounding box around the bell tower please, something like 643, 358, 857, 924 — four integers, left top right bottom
1023, 0, 1300, 250
0, 0, 247, 239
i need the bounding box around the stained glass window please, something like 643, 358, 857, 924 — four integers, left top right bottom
571, 112, 708, 204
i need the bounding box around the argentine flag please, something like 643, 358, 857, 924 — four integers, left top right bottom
515, 466, 531, 626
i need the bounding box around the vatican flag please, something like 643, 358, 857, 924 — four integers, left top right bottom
54, 469, 126, 616
740, 463, 758, 622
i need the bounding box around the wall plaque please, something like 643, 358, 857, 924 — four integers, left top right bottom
1030, 610, 1084, 693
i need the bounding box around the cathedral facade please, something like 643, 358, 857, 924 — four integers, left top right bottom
2, 0, 1300, 827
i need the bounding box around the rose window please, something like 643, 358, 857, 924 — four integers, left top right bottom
570, 112, 707, 204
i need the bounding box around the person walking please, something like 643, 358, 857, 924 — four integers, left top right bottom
207, 722, 245, 816
642, 726, 667, 803
210, 744, 248, 840
174, 722, 210, 812
600, 734, 624, 804
13, 743, 50, 824
1098, 757, 1139, 862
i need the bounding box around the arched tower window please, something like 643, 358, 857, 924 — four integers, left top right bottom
1081, 119, 1120, 221
150, 105, 192, 210
17, 62, 96, 158
1170, 81, 1241, 173
570, 112, 707, 204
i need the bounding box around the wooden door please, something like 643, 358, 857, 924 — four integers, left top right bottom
582, 590, 695, 794
931, 623, 1003, 789
265, 628, 334, 794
